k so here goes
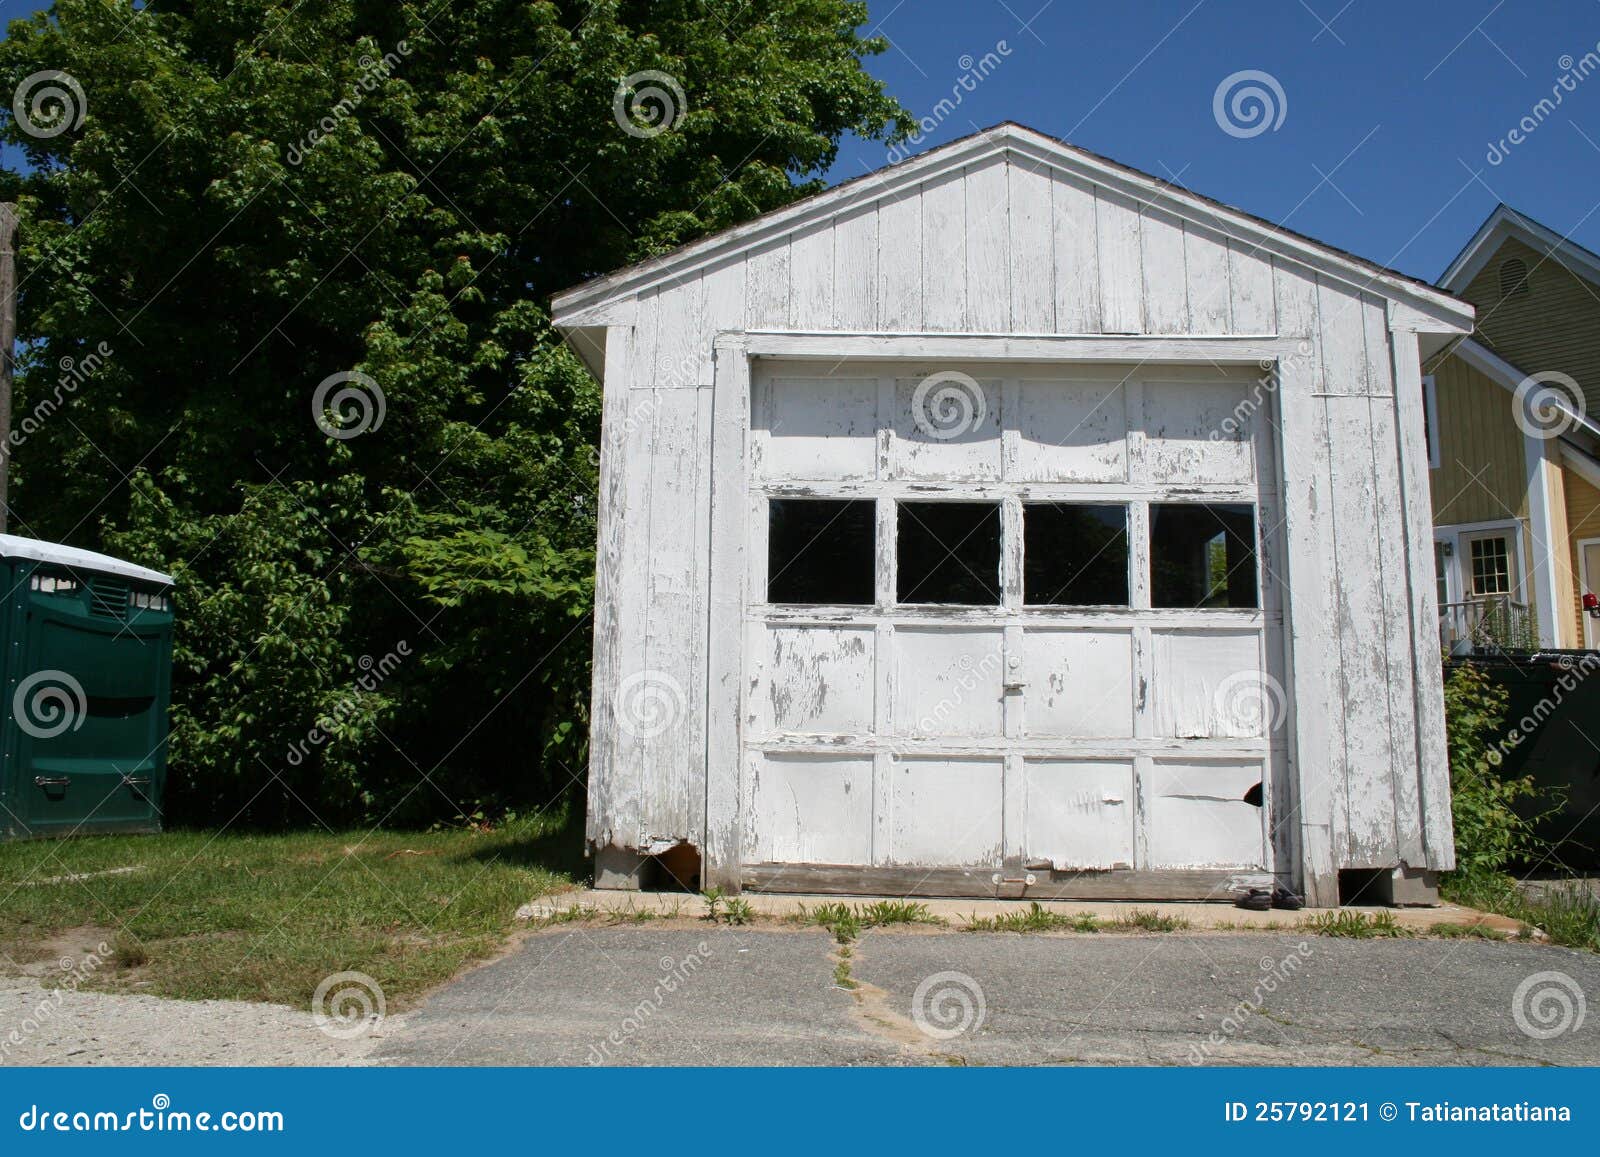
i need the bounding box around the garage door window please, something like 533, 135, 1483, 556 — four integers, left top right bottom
767, 499, 876, 605
897, 501, 1002, 605
1023, 503, 1129, 606
1150, 503, 1259, 609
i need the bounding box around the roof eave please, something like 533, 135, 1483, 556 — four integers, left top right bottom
552, 122, 1473, 334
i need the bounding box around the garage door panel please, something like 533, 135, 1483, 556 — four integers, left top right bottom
1021, 629, 1135, 737
746, 753, 873, 864
1023, 759, 1135, 869
744, 361, 1279, 888
1150, 629, 1265, 738
760, 376, 878, 480
1014, 378, 1128, 481
1144, 761, 1266, 868
890, 758, 1003, 866
893, 627, 1005, 737
1144, 380, 1255, 485
893, 376, 1003, 480
753, 625, 875, 736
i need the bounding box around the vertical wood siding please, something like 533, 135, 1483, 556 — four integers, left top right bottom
587, 153, 1445, 873
1425, 353, 1529, 528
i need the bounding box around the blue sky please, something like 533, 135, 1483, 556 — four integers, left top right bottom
828, 0, 1600, 281
2, 1, 1596, 281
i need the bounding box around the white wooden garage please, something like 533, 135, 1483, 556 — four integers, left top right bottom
552, 123, 1474, 906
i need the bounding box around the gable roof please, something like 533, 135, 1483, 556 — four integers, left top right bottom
551, 122, 1472, 332
1438, 203, 1600, 295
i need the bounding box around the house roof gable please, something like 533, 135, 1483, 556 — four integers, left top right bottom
1438, 203, 1600, 296
551, 122, 1472, 332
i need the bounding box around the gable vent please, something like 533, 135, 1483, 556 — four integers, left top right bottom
1499, 257, 1530, 299
88, 576, 129, 620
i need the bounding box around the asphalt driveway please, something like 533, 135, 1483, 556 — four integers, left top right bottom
376, 926, 1600, 1066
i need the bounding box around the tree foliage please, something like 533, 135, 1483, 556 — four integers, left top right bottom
0, 0, 907, 826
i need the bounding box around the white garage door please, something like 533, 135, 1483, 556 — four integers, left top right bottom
741, 361, 1284, 887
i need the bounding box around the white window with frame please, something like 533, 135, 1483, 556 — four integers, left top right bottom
1462, 528, 1520, 602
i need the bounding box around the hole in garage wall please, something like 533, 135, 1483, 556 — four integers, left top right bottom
652, 841, 701, 892
1337, 868, 1390, 907
768, 499, 876, 605
897, 501, 1002, 605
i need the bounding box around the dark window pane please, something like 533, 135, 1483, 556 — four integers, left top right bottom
1150, 503, 1258, 609
767, 499, 875, 605
897, 502, 1002, 605
1023, 504, 1129, 606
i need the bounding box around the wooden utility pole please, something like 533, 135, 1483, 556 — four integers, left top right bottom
0, 203, 16, 535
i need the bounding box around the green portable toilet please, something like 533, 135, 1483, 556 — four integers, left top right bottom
0, 535, 174, 840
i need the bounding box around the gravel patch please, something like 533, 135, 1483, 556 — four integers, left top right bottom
0, 977, 395, 1066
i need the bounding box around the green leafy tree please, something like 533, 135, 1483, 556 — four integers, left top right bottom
0, 0, 907, 825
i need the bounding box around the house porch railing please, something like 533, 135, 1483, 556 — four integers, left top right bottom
1439, 597, 1537, 655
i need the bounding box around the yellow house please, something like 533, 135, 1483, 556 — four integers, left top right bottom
1430, 205, 1600, 652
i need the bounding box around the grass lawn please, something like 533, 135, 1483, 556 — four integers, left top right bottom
0, 812, 581, 1009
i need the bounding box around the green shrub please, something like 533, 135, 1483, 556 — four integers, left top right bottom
1443, 662, 1551, 881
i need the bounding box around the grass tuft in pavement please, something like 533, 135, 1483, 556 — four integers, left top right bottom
796, 900, 944, 942
1111, 908, 1191, 933
965, 902, 1099, 933
1302, 910, 1409, 939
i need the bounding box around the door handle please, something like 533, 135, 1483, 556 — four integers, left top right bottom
34, 776, 69, 788
121, 775, 152, 788
1003, 680, 1027, 693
